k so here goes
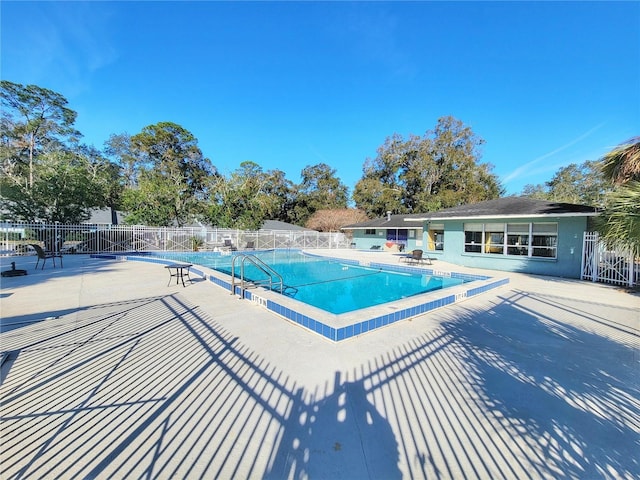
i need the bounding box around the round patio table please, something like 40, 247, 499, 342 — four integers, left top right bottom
165, 263, 193, 287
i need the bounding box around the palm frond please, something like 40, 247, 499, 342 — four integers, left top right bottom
601, 137, 640, 185
595, 180, 640, 255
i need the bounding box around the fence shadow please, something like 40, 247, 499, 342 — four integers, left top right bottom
1, 294, 403, 479
1, 287, 638, 479
438, 289, 640, 478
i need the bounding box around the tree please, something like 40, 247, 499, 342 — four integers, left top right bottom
292, 163, 349, 225
354, 116, 502, 217
352, 178, 403, 218
0, 81, 115, 223
520, 183, 549, 200
305, 208, 369, 232
104, 132, 138, 189
601, 137, 640, 185
206, 161, 289, 230
528, 161, 609, 206
1, 80, 81, 189
258, 168, 296, 224
122, 122, 214, 226
595, 137, 640, 255
0, 150, 110, 223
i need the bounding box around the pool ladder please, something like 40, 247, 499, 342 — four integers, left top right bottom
230, 254, 284, 299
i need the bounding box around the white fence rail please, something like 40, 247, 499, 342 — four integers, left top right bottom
581, 232, 639, 287
0, 222, 350, 255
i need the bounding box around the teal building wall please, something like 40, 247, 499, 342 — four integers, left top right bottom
349, 228, 423, 252
423, 216, 588, 278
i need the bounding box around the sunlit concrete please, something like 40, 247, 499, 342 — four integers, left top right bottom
1, 251, 638, 479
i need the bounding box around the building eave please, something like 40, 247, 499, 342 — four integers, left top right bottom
406, 212, 599, 222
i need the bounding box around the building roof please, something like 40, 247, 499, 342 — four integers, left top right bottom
342, 197, 599, 230
342, 213, 420, 230
406, 197, 599, 222
86, 208, 126, 224
260, 219, 315, 231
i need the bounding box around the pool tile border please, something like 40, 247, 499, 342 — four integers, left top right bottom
93, 253, 509, 342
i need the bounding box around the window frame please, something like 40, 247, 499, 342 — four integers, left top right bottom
463, 222, 558, 259
427, 223, 445, 251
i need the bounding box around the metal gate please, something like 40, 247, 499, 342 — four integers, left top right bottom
581, 232, 639, 287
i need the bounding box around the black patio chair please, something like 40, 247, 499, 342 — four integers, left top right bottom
29, 243, 63, 270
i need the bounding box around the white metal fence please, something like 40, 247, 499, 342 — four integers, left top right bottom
0, 222, 350, 256
581, 232, 639, 287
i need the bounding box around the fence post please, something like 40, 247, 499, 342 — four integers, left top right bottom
580, 232, 587, 280
592, 232, 599, 282
54, 221, 59, 253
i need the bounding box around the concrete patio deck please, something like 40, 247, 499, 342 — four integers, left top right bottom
1, 251, 639, 479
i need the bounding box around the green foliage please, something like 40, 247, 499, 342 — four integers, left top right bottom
121, 171, 185, 226
519, 183, 549, 200
190, 236, 205, 251
601, 136, 640, 185
595, 181, 640, 255
520, 160, 612, 207
123, 122, 215, 226
104, 132, 138, 188
205, 161, 295, 230
0, 150, 110, 223
292, 163, 349, 225
354, 116, 502, 218
0, 81, 114, 223
1, 80, 81, 188
596, 138, 640, 255
352, 177, 403, 218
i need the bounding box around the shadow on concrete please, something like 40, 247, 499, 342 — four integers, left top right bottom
0, 254, 123, 290
1, 285, 638, 478
438, 288, 640, 479
0, 294, 402, 479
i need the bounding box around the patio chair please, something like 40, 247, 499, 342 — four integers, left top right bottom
29, 243, 63, 270
244, 241, 255, 250
424, 252, 436, 265
404, 249, 432, 265
224, 239, 237, 251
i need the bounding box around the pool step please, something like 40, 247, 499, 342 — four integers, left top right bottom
282, 285, 298, 297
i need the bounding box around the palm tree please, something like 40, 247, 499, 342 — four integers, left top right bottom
596, 137, 640, 255
601, 136, 640, 184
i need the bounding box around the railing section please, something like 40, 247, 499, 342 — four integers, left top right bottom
0, 222, 350, 256
581, 232, 638, 287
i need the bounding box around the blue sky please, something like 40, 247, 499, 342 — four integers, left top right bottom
2, 1, 638, 197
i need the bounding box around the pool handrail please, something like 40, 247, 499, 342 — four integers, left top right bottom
230, 254, 284, 298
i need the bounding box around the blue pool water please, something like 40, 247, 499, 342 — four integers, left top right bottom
151, 250, 465, 314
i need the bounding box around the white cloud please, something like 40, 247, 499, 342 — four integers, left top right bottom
502, 123, 606, 184
3, 3, 118, 95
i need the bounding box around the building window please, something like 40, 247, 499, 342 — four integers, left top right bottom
463, 222, 557, 258
507, 223, 530, 256
464, 224, 483, 253
532, 223, 558, 258
485, 223, 505, 254
365, 229, 376, 235
427, 223, 444, 251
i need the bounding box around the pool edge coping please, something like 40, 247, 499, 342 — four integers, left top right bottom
92, 252, 510, 342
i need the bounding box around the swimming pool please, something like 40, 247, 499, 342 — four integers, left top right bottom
96, 249, 509, 342
146, 250, 465, 314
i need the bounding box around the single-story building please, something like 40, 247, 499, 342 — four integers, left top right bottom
343, 197, 599, 278
342, 211, 424, 252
